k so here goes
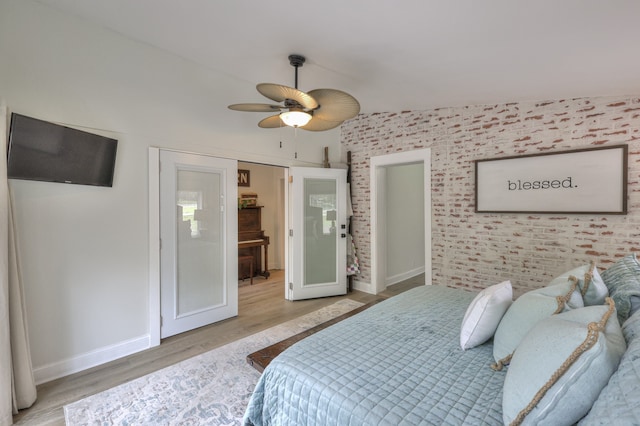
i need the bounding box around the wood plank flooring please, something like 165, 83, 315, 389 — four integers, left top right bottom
13, 271, 423, 425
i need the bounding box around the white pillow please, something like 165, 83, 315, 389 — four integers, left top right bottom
460, 280, 512, 350
503, 299, 626, 425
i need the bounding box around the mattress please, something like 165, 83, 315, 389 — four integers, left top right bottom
243, 285, 506, 426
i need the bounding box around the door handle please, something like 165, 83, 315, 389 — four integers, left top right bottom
341, 233, 346, 238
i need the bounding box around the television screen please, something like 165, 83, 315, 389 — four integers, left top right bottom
7, 113, 118, 187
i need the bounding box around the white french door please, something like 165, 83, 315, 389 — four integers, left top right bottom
287, 167, 347, 300
159, 150, 238, 338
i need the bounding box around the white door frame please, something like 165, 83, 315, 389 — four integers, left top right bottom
370, 149, 432, 294
149, 147, 162, 346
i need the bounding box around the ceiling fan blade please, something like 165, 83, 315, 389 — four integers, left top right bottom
306, 89, 360, 122
228, 103, 284, 112
258, 115, 284, 128
301, 116, 343, 132
257, 83, 318, 110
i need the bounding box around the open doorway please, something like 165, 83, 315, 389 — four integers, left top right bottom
237, 161, 286, 290
237, 163, 349, 301
384, 162, 426, 285
370, 149, 432, 294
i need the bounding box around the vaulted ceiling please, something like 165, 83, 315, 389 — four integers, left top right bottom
34, 0, 640, 114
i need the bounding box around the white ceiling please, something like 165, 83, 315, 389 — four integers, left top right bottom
34, 0, 640, 114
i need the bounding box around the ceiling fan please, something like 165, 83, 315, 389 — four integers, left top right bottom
228, 54, 360, 131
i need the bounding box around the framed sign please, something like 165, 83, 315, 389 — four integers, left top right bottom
475, 145, 628, 214
238, 169, 250, 187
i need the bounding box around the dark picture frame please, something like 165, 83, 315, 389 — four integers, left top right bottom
475, 145, 628, 214
238, 169, 250, 187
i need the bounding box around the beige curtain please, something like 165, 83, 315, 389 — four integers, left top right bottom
0, 100, 37, 426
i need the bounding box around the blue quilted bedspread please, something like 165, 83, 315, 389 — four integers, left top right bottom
243, 285, 506, 426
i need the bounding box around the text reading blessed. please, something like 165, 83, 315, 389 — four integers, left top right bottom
507, 177, 577, 191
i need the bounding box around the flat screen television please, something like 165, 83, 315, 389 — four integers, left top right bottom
7, 113, 118, 187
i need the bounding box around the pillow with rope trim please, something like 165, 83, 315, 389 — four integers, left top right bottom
502, 298, 626, 426
549, 261, 608, 306
492, 277, 583, 368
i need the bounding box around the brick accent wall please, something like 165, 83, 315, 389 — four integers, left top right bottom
342, 96, 640, 296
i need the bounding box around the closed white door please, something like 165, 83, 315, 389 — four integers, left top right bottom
160, 150, 237, 338
288, 167, 347, 300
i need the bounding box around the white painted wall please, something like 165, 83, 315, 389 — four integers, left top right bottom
0, 0, 340, 383
385, 163, 425, 285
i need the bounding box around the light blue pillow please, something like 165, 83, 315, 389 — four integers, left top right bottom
492, 280, 584, 366
549, 264, 591, 287
550, 263, 608, 306
582, 266, 608, 306
503, 299, 626, 426
601, 253, 640, 325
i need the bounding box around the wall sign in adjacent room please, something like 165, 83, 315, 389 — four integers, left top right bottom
475, 144, 628, 214
238, 169, 250, 187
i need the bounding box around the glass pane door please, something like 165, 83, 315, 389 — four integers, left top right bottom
160, 150, 237, 338
304, 178, 337, 285
176, 170, 224, 315
288, 167, 347, 300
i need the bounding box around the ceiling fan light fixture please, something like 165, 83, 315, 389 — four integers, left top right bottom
280, 110, 312, 127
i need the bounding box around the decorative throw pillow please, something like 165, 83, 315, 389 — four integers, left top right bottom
583, 267, 608, 305
549, 262, 608, 306
460, 280, 513, 350
601, 253, 640, 325
492, 279, 583, 367
502, 298, 626, 426
548, 264, 589, 287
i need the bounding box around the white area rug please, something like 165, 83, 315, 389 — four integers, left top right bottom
64, 299, 364, 425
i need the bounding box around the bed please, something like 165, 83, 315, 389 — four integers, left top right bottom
243, 255, 640, 426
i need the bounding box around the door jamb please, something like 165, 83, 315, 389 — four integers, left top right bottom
284, 168, 291, 299
148, 147, 161, 347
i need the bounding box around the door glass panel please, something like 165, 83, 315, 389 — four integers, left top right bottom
176, 169, 223, 316
304, 178, 337, 285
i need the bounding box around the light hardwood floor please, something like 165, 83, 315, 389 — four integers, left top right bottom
13, 271, 423, 425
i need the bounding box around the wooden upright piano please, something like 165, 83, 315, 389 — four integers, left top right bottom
238, 206, 270, 279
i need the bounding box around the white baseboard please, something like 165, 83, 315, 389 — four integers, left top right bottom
352, 279, 374, 294
386, 266, 425, 287
34, 334, 150, 385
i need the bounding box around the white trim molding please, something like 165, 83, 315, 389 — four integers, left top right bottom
33, 335, 150, 385
148, 147, 161, 347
